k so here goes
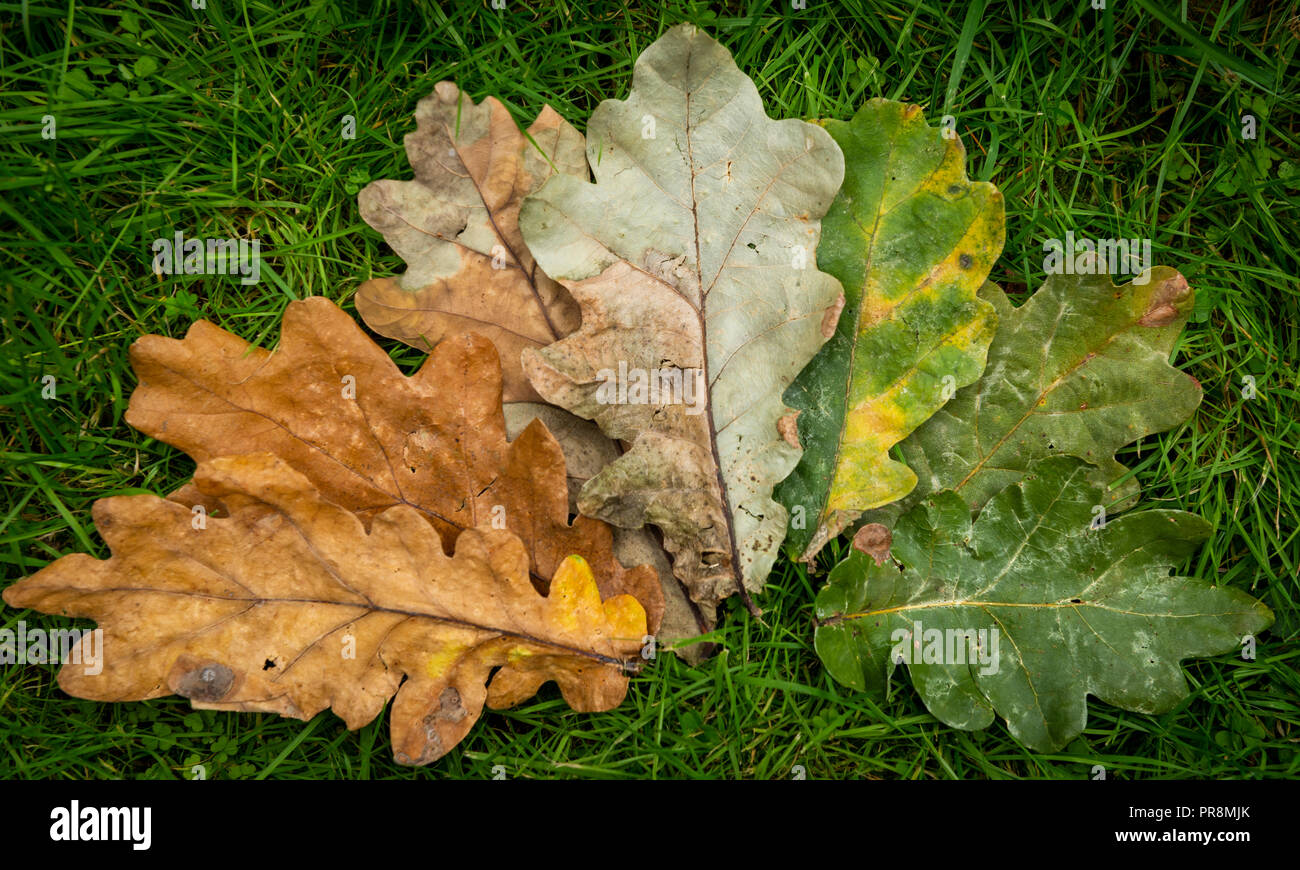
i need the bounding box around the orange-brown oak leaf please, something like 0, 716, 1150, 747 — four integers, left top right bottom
2, 454, 646, 766
124, 296, 663, 633
356, 81, 585, 402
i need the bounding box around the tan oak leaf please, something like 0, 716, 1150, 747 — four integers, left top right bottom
3, 454, 646, 765
357, 81, 586, 402
519, 25, 846, 623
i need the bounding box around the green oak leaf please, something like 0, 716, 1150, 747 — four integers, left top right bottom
868, 266, 1203, 526
519, 24, 845, 626
776, 99, 1003, 560
815, 455, 1273, 752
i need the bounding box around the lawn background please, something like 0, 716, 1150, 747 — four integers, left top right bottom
1, 0, 1297, 779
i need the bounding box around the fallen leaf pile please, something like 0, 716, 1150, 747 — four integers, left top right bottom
5, 23, 1275, 760
351, 77, 704, 654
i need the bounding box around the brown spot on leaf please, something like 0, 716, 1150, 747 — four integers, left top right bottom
1139, 304, 1179, 327
852, 523, 893, 567
777, 411, 802, 448
1139, 273, 1190, 327
821, 291, 845, 338
437, 686, 468, 723
172, 661, 235, 702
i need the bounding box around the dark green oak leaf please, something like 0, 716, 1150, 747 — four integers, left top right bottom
866, 266, 1203, 527
816, 455, 1272, 752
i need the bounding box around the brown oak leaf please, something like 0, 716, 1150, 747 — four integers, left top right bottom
124, 296, 663, 633
356, 81, 585, 402
3, 454, 646, 765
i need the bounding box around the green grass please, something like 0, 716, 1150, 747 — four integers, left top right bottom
1, 0, 1297, 779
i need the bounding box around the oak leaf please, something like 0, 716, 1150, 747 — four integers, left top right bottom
3, 454, 646, 765
815, 456, 1272, 751
125, 297, 663, 632
776, 100, 1002, 561
356, 81, 586, 402
519, 24, 845, 622
866, 267, 1203, 525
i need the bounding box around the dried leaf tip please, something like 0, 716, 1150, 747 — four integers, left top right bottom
1139, 271, 1191, 327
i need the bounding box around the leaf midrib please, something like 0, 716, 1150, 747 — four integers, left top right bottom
63, 583, 632, 668
832, 598, 1247, 621
685, 46, 752, 610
